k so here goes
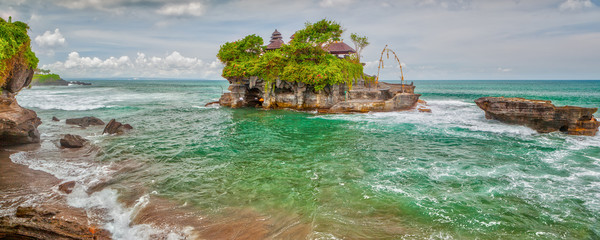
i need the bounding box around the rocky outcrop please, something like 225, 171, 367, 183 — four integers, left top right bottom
68, 81, 92, 86
219, 77, 421, 113
475, 97, 599, 136
66, 116, 104, 127
52, 116, 60, 121
102, 119, 133, 135
1, 77, 41, 146
0, 206, 111, 239
60, 134, 88, 148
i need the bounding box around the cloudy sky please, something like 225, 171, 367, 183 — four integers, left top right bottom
1, 0, 599, 80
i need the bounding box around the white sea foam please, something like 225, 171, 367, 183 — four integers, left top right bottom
16, 86, 187, 111
9, 141, 188, 239
66, 188, 187, 240
316, 100, 537, 136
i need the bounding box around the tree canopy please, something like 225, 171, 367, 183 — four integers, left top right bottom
350, 33, 369, 61
0, 17, 39, 88
217, 19, 364, 91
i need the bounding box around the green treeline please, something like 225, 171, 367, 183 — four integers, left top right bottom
33, 72, 61, 83
0, 17, 39, 88
217, 19, 366, 91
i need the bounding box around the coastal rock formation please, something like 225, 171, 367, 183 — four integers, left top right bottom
66, 116, 105, 127
52, 116, 60, 121
59, 134, 88, 148
475, 97, 600, 136
219, 77, 421, 113
102, 119, 133, 135
0, 206, 111, 239
0, 79, 41, 146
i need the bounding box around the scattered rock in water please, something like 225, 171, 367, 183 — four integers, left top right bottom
68, 81, 92, 86
0, 206, 111, 239
60, 134, 88, 148
52, 116, 60, 121
418, 99, 428, 105
205, 101, 220, 107
65, 116, 105, 127
418, 107, 432, 113
58, 181, 76, 194
102, 119, 133, 135
475, 97, 600, 136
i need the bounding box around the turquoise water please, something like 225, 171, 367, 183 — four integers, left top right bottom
15, 80, 600, 239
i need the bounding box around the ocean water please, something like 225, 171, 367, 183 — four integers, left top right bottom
10, 80, 600, 239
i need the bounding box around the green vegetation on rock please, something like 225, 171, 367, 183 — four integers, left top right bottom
217, 19, 364, 91
0, 17, 39, 88
33, 72, 61, 83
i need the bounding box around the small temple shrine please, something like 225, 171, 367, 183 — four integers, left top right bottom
265, 29, 356, 58
322, 41, 356, 58
266, 29, 284, 50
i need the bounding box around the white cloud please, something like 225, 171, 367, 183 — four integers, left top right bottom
559, 0, 593, 11
55, 0, 126, 10
157, 2, 205, 17
319, 0, 354, 8
44, 51, 219, 79
35, 29, 66, 48
497, 67, 512, 72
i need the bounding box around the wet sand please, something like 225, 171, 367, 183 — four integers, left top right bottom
0, 146, 108, 238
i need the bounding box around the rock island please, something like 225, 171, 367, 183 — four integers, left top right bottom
216, 19, 421, 113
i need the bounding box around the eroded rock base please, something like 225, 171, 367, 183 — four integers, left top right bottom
219, 77, 421, 113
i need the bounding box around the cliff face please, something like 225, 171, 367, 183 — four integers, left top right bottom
219, 77, 421, 113
475, 97, 599, 136
0, 61, 41, 146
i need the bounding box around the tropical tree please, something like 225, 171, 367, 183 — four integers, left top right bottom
350, 33, 369, 61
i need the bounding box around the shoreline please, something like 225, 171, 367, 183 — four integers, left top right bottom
0, 146, 111, 239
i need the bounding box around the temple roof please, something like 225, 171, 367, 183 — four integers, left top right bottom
322, 41, 356, 55
267, 29, 284, 50
266, 39, 284, 50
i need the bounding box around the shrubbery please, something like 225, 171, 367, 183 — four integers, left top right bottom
0, 17, 39, 88
217, 19, 364, 91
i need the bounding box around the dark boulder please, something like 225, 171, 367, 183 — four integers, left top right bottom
65, 116, 104, 127
475, 97, 600, 136
60, 134, 88, 148
52, 116, 60, 121
102, 119, 133, 135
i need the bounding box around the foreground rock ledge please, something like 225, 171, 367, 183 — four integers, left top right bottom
219, 77, 421, 113
0, 206, 111, 239
475, 97, 600, 136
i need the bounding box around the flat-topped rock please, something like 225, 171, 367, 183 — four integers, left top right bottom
475, 97, 599, 136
